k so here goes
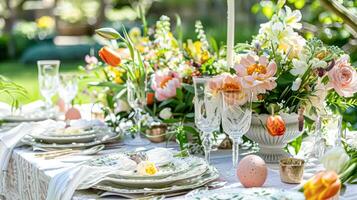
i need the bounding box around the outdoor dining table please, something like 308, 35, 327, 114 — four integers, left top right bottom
1, 138, 357, 200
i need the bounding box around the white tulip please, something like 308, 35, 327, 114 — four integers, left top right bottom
159, 108, 172, 120
321, 146, 349, 174
292, 77, 302, 91
115, 99, 131, 113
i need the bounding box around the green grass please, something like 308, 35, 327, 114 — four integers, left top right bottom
0, 60, 87, 105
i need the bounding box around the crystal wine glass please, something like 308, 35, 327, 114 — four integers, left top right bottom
221, 90, 252, 167
193, 77, 222, 163
312, 114, 342, 159
59, 74, 78, 112
125, 80, 150, 146
37, 60, 60, 112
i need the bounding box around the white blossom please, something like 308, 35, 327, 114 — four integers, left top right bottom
159, 108, 172, 119
292, 77, 302, 91
321, 146, 349, 174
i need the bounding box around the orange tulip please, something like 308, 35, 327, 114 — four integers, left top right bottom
303, 171, 341, 200
99, 46, 121, 67
266, 115, 286, 136
147, 92, 155, 106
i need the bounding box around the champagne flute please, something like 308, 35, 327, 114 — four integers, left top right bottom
193, 77, 222, 163
124, 80, 150, 146
58, 74, 78, 112
37, 60, 60, 112
221, 90, 252, 167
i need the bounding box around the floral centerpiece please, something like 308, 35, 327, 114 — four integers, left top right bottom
84, 2, 357, 156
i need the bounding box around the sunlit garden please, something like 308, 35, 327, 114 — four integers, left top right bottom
1, 0, 357, 199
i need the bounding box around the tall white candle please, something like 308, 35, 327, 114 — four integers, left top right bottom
227, 0, 235, 68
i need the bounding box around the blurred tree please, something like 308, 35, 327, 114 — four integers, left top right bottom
0, 0, 27, 58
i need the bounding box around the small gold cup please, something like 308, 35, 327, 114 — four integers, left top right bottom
279, 158, 305, 184
145, 125, 167, 143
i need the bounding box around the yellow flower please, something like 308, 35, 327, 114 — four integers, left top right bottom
36, 16, 55, 29
107, 66, 125, 84
184, 40, 210, 64
137, 161, 158, 175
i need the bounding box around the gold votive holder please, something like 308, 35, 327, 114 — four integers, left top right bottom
145, 125, 167, 143
279, 158, 305, 184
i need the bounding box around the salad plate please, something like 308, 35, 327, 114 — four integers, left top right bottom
115, 156, 204, 179
2, 115, 50, 122
21, 133, 120, 149
102, 163, 208, 188
44, 128, 97, 137
29, 133, 97, 144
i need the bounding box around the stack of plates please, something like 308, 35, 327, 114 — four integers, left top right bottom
22, 126, 119, 149
85, 153, 220, 198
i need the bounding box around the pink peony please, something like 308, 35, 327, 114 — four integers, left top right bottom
327, 56, 357, 97
209, 73, 249, 105
151, 70, 181, 101
235, 54, 277, 96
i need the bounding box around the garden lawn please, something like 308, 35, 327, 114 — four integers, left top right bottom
0, 60, 90, 105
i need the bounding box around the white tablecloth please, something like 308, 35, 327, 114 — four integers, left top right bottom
1, 137, 357, 200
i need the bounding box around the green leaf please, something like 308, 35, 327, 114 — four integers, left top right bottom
176, 88, 183, 101
174, 102, 186, 113
182, 83, 194, 93
185, 113, 194, 118
95, 28, 120, 40
276, 71, 295, 85
158, 99, 175, 108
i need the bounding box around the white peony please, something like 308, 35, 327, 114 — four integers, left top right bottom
159, 108, 172, 119
321, 146, 349, 174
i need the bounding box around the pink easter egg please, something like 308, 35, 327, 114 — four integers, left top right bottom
236, 155, 267, 188
65, 107, 81, 120
57, 98, 66, 112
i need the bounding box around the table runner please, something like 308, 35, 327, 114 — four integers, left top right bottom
1, 139, 357, 199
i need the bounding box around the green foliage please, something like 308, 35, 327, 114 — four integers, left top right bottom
0, 75, 27, 109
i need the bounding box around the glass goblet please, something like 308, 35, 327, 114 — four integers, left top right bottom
58, 74, 78, 111
37, 60, 60, 112
193, 77, 222, 163
124, 80, 150, 146
221, 90, 252, 167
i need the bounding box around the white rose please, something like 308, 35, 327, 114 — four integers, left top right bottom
159, 108, 172, 120
115, 99, 131, 113
321, 146, 349, 174
291, 77, 302, 91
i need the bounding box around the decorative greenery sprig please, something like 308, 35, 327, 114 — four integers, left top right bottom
0, 75, 27, 110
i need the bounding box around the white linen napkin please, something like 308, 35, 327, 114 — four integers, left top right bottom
0, 123, 33, 171
0, 119, 63, 171
46, 155, 137, 200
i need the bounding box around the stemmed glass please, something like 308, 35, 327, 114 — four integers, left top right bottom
124, 80, 150, 146
221, 91, 252, 167
193, 77, 222, 163
37, 60, 60, 112
58, 74, 78, 112
312, 114, 342, 159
